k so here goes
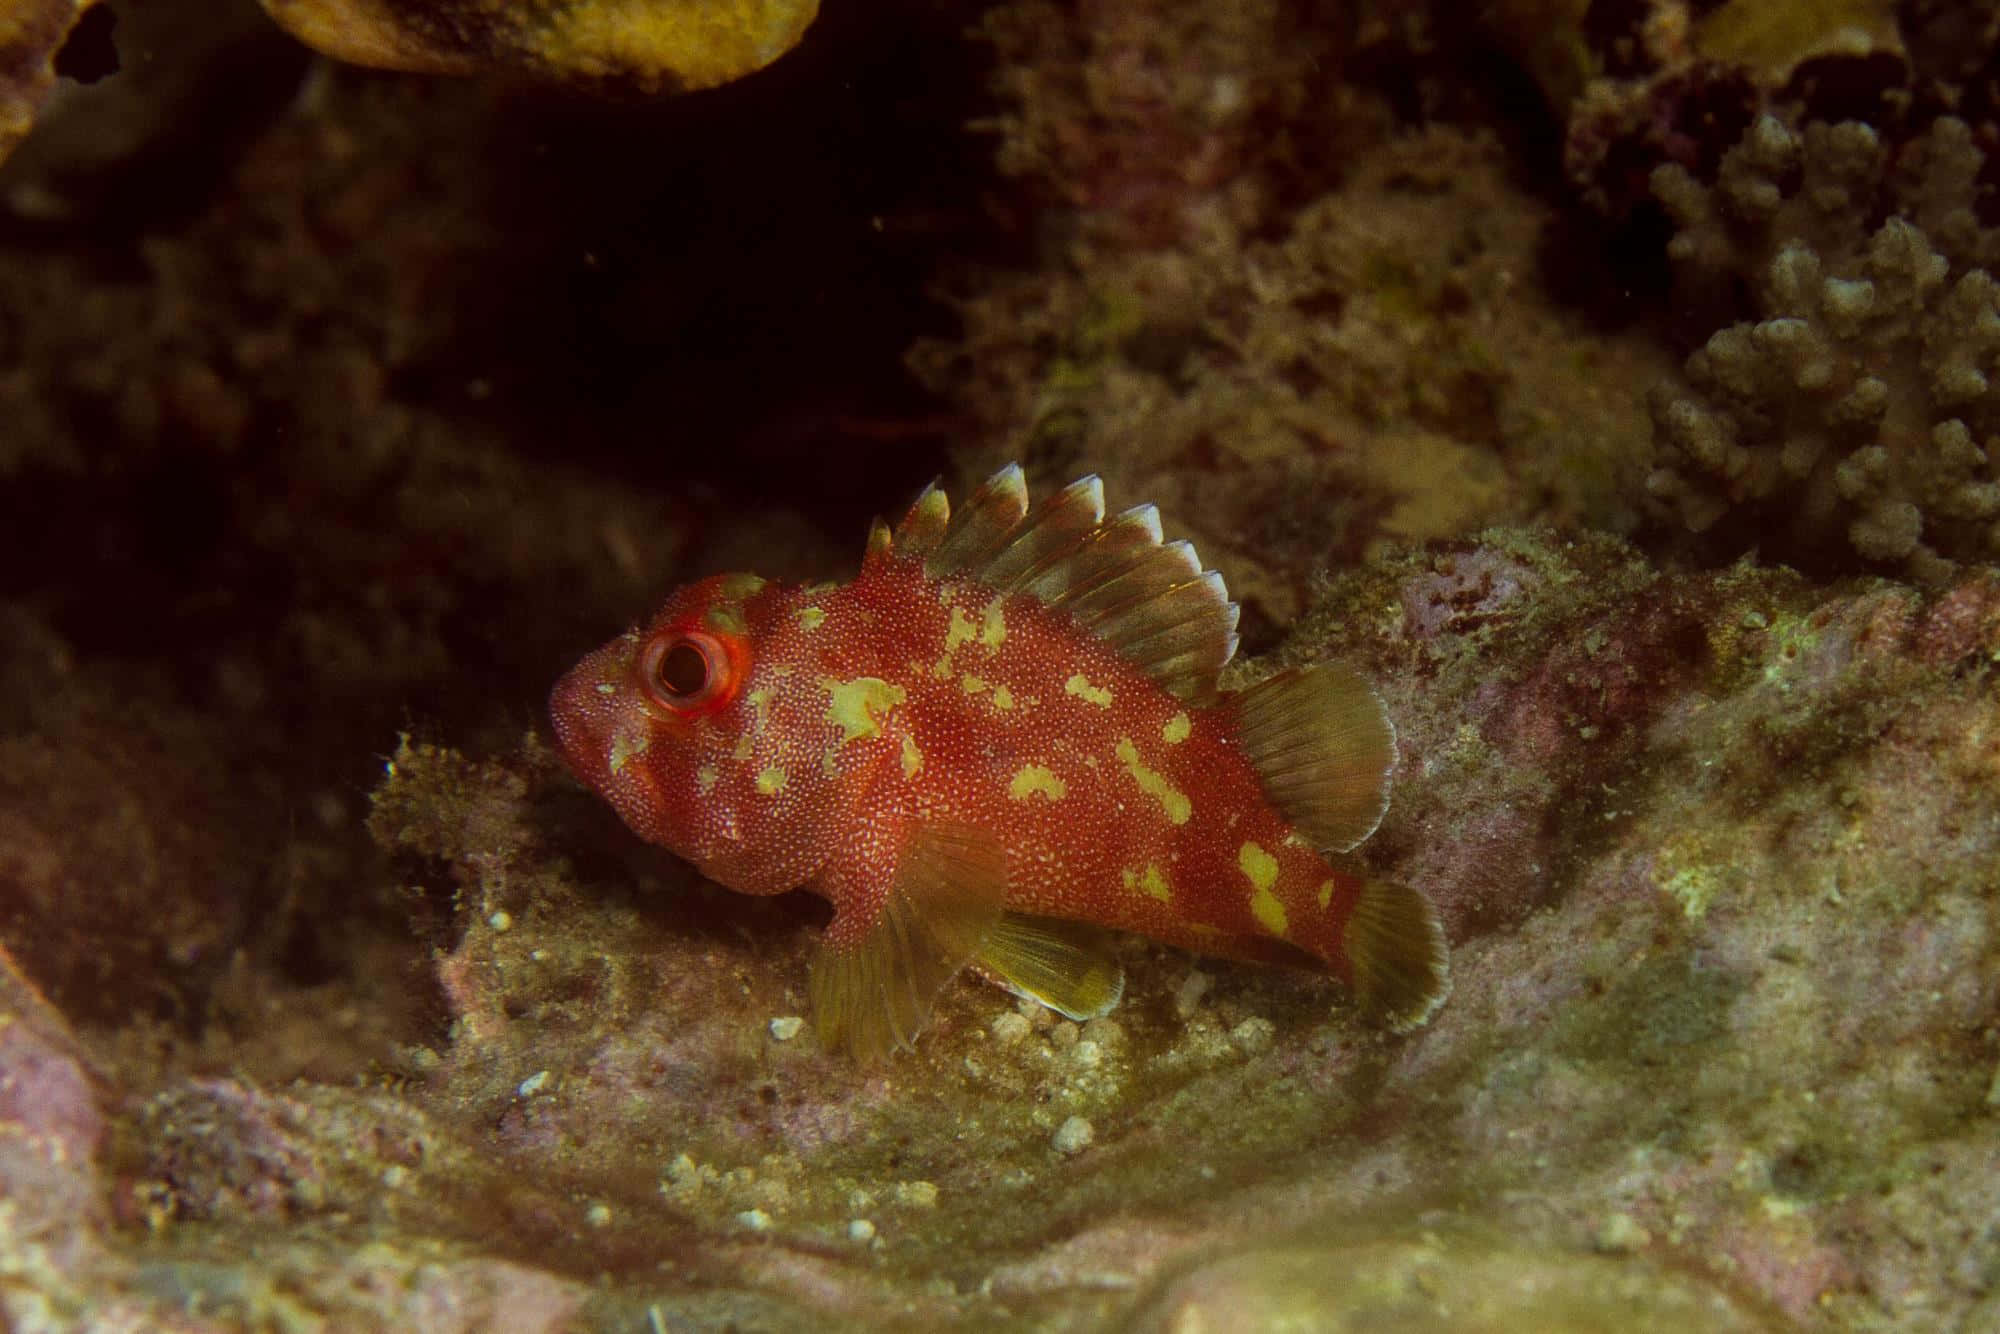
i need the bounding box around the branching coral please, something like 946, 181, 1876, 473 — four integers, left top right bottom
1647, 114, 2000, 577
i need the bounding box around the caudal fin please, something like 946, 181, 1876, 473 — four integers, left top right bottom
1348, 878, 1451, 1030
1231, 663, 1396, 852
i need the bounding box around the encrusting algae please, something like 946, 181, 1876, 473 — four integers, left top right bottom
550, 465, 1450, 1058
256, 0, 818, 93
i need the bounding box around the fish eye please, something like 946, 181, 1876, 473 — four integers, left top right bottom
658, 641, 710, 696
636, 630, 732, 714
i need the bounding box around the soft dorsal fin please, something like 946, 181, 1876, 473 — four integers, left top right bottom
1230, 664, 1396, 852
877, 464, 1241, 704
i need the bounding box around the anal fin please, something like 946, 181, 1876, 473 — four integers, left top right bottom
808, 822, 1007, 1060
1231, 663, 1397, 852
974, 913, 1124, 1021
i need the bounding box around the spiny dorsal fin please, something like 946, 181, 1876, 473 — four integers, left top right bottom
808, 822, 1007, 1060
886, 480, 952, 562
1347, 877, 1451, 1031
927, 464, 1030, 574
1230, 664, 1396, 852
879, 464, 1240, 703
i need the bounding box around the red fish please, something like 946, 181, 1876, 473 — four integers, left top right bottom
550, 466, 1448, 1057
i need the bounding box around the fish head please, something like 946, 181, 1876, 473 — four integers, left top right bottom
549, 572, 842, 892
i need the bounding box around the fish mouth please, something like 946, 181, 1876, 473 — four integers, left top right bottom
547, 640, 634, 790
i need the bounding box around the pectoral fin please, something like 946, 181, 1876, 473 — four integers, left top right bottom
808, 822, 1008, 1060
975, 913, 1124, 1021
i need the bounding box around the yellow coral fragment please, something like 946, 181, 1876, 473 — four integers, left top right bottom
1008, 764, 1067, 802
1695, 0, 1901, 82
257, 0, 819, 93
1115, 738, 1190, 824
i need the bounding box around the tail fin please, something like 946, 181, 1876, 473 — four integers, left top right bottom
1348, 878, 1451, 1030
1231, 663, 1396, 852
1232, 664, 1448, 1028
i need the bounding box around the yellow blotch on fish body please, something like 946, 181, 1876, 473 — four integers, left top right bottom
1317, 879, 1336, 909
608, 728, 649, 774
979, 600, 1006, 650
696, 764, 719, 794
704, 604, 748, 636
755, 766, 788, 795
822, 677, 906, 747
943, 607, 979, 655
731, 733, 755, 762
1009, 764, 1068, 802
1114, 737, 1191, 824
1238, 841, 1279, 893
1238, 842, 1288, 935
901, 735, 923, 779
746, 688, 771, 734
960, 674, 989, 695
796, 606, 826, 632
1121, 864, 1173, 902
1065, 673, 1114, 708
1162, 711, 1192, 744
1250, 887, 1289, 936
991, 684, 1015, 711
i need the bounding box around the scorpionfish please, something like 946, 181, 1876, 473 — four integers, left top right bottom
550, 466, 1449, 1057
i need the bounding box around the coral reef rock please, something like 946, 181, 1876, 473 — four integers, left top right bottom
4, 529, 1998, 1330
